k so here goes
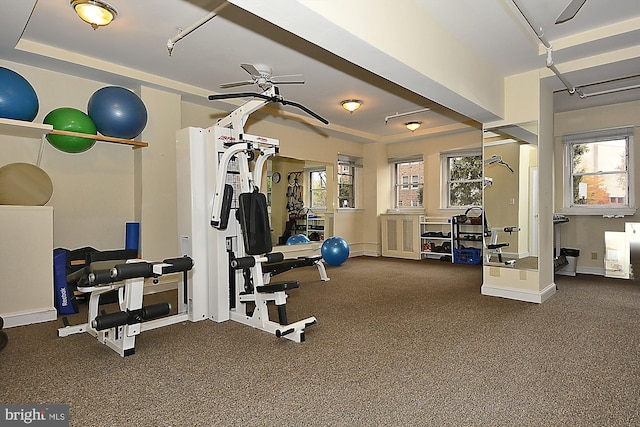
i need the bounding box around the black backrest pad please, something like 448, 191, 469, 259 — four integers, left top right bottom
238, 192, 273, 255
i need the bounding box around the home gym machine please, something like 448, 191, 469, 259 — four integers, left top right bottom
58, 257, 194, 357
176, 85, 328, 342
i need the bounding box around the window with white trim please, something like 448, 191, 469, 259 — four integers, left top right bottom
309, 169, 327, 209
338, 154, 363, 209
441, 149, 482, 208
390, 157, 424, 208
563, 127, 635, 215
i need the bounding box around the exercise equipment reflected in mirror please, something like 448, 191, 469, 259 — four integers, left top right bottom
483, 121, 538, 270
266, 156, 334, 246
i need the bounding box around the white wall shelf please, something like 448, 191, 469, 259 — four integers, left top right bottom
0, 117, 52, 138
0, 117, 148, 149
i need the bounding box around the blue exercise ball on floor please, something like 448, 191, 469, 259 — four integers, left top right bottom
87, 86, 147, 139
321, 236, 350, 266
286, 234, 311, 245
0, 67, 39, 121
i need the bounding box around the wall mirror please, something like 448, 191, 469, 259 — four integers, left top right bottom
483, 121, 538, 270
265, 156, 335, 247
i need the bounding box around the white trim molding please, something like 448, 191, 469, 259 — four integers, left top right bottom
481, 283, 556, 304
3, 307, 57, 328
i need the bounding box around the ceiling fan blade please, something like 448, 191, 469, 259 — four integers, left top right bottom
219, 80, 254, 89
240, 63, 261, 77
271, 80, 305, 85
555, 0, 587, 24
271, 74, 305, 84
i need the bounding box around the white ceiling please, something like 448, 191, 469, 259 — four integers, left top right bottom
2, 0, 639, 143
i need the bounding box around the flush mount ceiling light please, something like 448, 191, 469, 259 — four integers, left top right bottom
71, 0, 118, 30
405, 121, 422, 132
341, 99, 363, 113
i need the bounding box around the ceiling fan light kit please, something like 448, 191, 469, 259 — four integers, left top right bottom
70, 0, 117, 29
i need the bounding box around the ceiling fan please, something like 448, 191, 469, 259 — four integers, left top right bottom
220, 63, 305, 90
555, 0, 587, 24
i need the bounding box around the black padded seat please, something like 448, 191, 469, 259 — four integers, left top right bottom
256, 281, 300, 293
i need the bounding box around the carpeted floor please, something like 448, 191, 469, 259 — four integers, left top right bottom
1, 257, 639, 426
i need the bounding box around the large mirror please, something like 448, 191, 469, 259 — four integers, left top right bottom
265, 156, 334, 247
483, 121, 538, 270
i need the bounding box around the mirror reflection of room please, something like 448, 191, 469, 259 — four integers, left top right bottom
267, 157, 334, 246
483, 122, 538, 270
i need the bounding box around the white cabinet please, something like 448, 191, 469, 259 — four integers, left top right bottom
0, 206, 56, 327
419, 216, 453, 262
381, 214, 420, 259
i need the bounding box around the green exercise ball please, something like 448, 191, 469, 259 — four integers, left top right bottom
44, 107, 97, 153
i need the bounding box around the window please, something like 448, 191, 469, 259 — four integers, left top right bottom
309, 169, 327, 208
266, 175, 272, 207
338, 154, 363, 208
441, 149, 482, 208
563, 127, 635, 215
338, 163, 355, 208
391, 157, 423, 208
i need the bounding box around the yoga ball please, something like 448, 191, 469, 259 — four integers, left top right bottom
88, 86, 147, 139
286, 234, 311, 245
321, 236, 350, 266
0, 67, 39, 121
44, 107, 97, 153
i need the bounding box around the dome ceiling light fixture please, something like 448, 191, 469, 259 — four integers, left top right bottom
341, 99, 363, 113
405, 121, 422, 132
71, 0, 118, 30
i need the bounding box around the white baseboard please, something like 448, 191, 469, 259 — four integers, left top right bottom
360, 251, 380, 257
3, 307, 57, 328
481, 283, 556, 304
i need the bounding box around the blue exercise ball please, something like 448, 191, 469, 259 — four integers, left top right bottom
321, 236, 350, 266
0, 67, 39, 121
87, 86, 147, 139
286, 234, 311, 245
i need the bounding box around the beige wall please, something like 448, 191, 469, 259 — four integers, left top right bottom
386, 129, 483, 217
0, 59, 134, 251
554, 99, 640, 274
136, 86, 181, 260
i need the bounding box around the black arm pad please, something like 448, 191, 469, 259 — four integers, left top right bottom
161, 257, 193, 274
141, 302, 171, 320
231, 256, 255, 270
88, 269, 114, 286
265, 252, 284, 263
92, 311, 129, 331
110, 262, 154, 281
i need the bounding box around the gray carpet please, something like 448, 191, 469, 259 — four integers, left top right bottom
1, 257, 639, 426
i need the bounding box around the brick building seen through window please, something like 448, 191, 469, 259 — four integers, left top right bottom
395, 160, 424, 207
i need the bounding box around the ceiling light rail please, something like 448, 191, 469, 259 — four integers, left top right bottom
510, 0, 584, 97
384, 108, 430, 124
167, 2, 228, 56
579, 83, 640, 98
